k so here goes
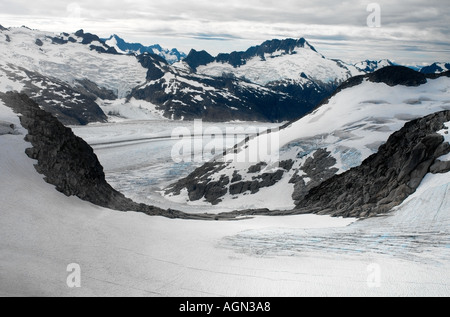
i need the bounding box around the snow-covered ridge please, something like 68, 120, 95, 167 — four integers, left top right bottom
0, 26, 147, 98
195, 40, 361, 86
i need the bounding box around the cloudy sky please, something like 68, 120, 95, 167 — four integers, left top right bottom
0, 0, 449, 65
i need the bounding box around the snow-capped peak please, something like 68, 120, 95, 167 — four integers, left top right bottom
194, 37, 357, 86
353, 59, 395, 73
102, 34, 186, 64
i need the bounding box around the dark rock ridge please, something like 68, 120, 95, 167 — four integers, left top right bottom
290, 149, 339, 204
0, 92, 219, 220
184, 38, 317, 70
293, 110, 450, 218
130, 53, 324, 122
184, 50, 215, 71
367, 66, 428, 87
0, 24, 8, 31
420, 62, 450, 74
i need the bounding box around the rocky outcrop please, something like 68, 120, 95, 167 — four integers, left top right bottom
290, 149, 339, 203
0, 92, 220, 220
165, 160, 289, 203
293, 110, 450, 218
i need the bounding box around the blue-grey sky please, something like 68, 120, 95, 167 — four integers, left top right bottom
0, 0, 449, 65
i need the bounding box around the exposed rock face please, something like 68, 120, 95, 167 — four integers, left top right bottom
165, 162, 228, 204
420, 63, 450, 74
294, 110, 450, 218
1, 92, 134, 209
0, 92, 215, 220
165, 159, 288, 203
290, 149, 339, 203
184, 50, 215, 71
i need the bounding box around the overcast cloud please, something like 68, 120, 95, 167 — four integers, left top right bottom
0, 0, 449, 64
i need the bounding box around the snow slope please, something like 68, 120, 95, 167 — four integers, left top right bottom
165, 75, 450, 210
0, 27, 147, 98
1, 100, 449, 296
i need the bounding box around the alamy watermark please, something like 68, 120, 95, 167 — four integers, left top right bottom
66, 263, 81, 288
367, 3, 381, 28
170, 120, 280, 164
367, 263, 381, 288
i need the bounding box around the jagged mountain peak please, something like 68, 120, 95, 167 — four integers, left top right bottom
184, 37, 321, 70
102, 34, 186, 64
184, 49, 215, 71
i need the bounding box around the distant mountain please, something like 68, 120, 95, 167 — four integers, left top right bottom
420, 62, 450, 74
129, 53, 306, 122
185, 38, 319, 70
163, 37, 365, 121
353, 59, 395, 73
0, 26, 149, 124
129, 37, 364, 122
4, 26, 446, 125
183, 38, 361, 85
103, 34, 186, 64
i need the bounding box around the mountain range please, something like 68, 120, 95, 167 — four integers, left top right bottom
102, 34, 186, 64
0, 25, 448, 125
